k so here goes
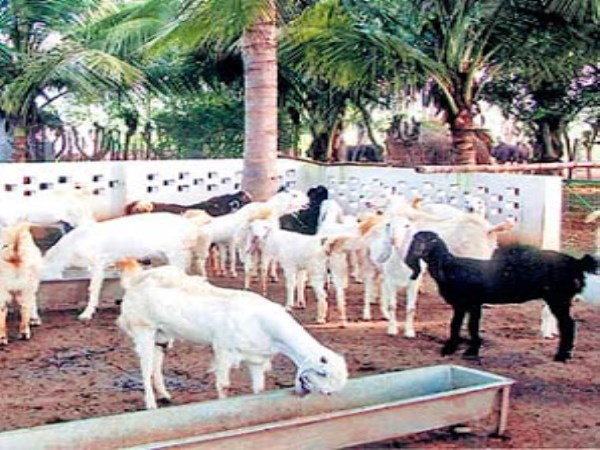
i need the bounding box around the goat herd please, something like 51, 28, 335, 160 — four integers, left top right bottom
0, 183, 599, 412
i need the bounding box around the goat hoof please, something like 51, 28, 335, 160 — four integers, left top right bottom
19, 333, 31, 341
404, 330, 416, 339
0, 337, 7, 346
553, 352, 572, 362
78, 312, 93, 321
441, 343, 459, 356
30, 318, 42, 327
157, 397, 173, 406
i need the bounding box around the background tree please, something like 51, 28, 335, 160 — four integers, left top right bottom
482, 4, 600, 161
0, 0, 143, 161
283, 0, 599, 165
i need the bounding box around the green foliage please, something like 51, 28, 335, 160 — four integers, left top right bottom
0, 0, 144, 126
152, 89, 244, 158
481, 3, 600, 137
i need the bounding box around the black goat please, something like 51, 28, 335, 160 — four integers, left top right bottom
404, 231, 598, 362
279, 185, 329, 235
125, 191, 252, 217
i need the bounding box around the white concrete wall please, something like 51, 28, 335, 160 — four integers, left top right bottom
0, 159, 562, 248
312, 165, 562, 249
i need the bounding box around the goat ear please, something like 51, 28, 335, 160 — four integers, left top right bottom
411, 196, 423, 209
488, 218, 515, 235
15, 222, 31, 235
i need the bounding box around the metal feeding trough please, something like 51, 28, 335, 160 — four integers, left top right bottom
0, 365, 513, 450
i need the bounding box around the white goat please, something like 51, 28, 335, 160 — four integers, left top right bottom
245, 217, 355, 325
42, 212, 212, 321
116, 260, 348, 409
412, 194, 487, 220
0, 188, 96, 232
0, 223, 43, 344
246, 219, 330, 323
318, 198, 363, 290
540, 210, 600, 337
204, 189, 308, 278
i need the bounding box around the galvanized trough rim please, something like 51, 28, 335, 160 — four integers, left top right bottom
126, 365, 514, 449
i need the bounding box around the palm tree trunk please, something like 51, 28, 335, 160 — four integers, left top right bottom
12, 124, 28, 162
534, 120, 564, 162
241, 2, 279, 201
449, 109, 477, 165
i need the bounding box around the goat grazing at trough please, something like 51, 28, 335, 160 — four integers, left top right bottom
0, 223, 43, 345
116, 259, 348, 409
404, 231, 598, 362
125, 190, 252, 217
42, 211, 212, 321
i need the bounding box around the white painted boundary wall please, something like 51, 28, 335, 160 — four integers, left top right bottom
0, 159, 561, 249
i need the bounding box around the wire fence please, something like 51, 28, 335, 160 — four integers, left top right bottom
562, 179, 600, 254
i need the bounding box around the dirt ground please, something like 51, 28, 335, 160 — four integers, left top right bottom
0, 210, 599, 448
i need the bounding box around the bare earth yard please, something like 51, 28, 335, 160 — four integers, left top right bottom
0, 208, 599, 448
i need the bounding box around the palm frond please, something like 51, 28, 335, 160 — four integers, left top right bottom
1, 44, 144, 115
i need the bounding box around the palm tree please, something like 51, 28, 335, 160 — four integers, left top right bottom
0, 0, 143, 162
240, 1, 279, 200
100, 0, 282, 200
94, 0, 328, 199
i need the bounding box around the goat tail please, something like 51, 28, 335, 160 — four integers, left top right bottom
115, 258, 143, 289
579, 254, 599, 274
321, 236, 350, 256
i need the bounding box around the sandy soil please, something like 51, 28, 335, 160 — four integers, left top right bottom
0, 210, 599, 448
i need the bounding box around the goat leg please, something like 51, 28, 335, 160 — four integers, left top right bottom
442, 307, 466, 356
463, 306, 483, 360
0, 302, 8, 345
152, 343, 172, 404
548, 301, 575, 362
29, 301, 42, 327
17, 294, 32, 340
